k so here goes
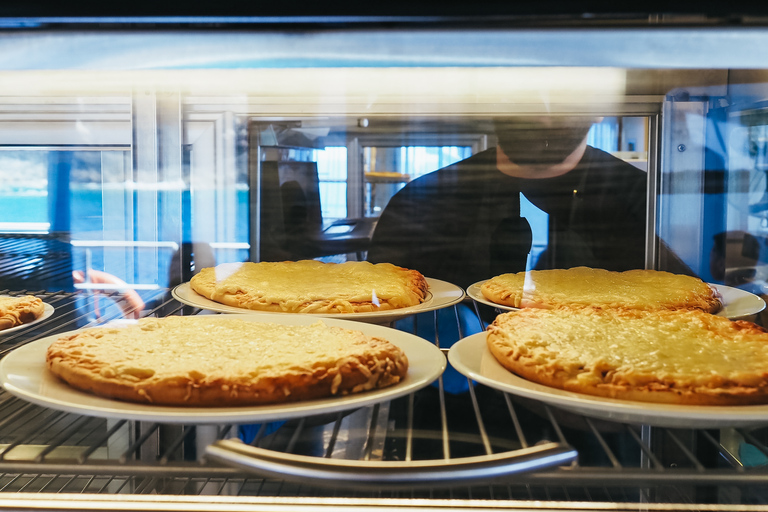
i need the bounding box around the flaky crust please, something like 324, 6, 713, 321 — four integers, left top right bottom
190, 260, 429, 313
487, 307, 768, 406
46, 316, 409, 407
481, 267, 722, 313
0, 295, 45, 331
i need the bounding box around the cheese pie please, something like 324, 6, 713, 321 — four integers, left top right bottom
190, 260, 429, 313
46, 315, 409, 406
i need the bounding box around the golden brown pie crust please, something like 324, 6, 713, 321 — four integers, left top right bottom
190, 260, 429, 313
46, 316, 409, 407
486, 307, 768, 405
0, 295, 45, 331
480, 267, 722, 313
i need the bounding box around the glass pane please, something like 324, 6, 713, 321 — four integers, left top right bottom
316, 146, 348, 221
659, 83, 768, 311
0, 151, 48, 231
362, 145, 473, 216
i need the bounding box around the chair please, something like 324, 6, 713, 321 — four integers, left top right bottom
258, 160, 376, 262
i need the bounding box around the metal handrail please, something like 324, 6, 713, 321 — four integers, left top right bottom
206, 439, 577, 490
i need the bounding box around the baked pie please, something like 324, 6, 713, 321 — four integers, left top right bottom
487, 307, 768, 405
480, 267, 721, 313
190, 260, 429, 313
0, 295, 45, 331
46, 315, 409, 406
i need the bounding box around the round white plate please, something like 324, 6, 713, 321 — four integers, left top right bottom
716, 284, 766, 319
466, 281, 515, 311
0, 300, 55, 336
448, 332, 768, 428
0, 314, 446, 424
467, 280, 765, 320
172, 277, 465, 324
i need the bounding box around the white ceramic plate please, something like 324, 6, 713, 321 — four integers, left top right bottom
716, 284, 766, 319
172, 277, 465, 324
465, 281, 513, 311
0, 300, 55, 336
0, 314, 446, 424
448, 332, 768, 429
467, 280, 765, 320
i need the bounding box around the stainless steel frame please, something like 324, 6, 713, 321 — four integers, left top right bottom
2, 20, 768, 512
1, 28, 768, 70
1, 289, 767, 511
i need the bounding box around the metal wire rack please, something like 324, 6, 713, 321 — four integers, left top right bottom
1, 288, 768, 511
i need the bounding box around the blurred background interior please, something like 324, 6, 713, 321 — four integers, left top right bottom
3, 3, 768, 510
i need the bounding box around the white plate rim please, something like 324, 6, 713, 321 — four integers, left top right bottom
0, 300, 55, 336
448, 332, 768, 428
715, 283, 766, 319
172, 277, 465, 323
466, 280, 766, 319
466, 280, 518, 312
0, 314, 446, 424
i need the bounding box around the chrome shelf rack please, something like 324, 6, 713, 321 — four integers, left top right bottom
0, 289, 767, 511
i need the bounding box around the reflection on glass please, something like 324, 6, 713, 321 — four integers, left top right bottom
362, 146, 472, 217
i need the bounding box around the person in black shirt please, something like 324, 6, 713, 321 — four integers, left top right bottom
367, 116, 690, 399
367, 116, 650, 289
367, 116, 671, 457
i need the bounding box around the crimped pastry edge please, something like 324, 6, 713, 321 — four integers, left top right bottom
486, 307, 768, 406
190, 260, 429, 313
45, 322, 409, 407
0, 295, 45, 331
480, 267, 723, 313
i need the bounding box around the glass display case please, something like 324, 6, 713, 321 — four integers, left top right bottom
2, 7, 768, 511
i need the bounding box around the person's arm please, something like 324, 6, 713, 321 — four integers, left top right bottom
72, 269, 145, 319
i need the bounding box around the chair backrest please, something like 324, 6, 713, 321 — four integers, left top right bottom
258, 160, 324, 261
